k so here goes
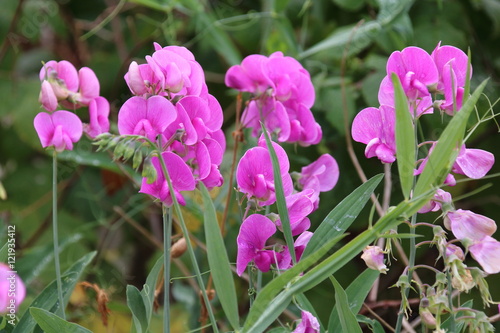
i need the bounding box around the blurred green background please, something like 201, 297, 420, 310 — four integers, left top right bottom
1, 0, 500, 331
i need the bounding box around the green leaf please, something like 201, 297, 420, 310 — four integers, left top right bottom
140, 255, 164, 329
299, 0, 413, 59
13, 252, 96, 333
127, 285, 148, 333
330, 276, 363, 333
261, 123, 296, 263
30, 308, 91, 333
200, 183, 240, 330
17, 234, 83, 285
328, 269, 379, 332
355, 315, 385, 333
332, 0, 365, 11
0, 242, 7, 262
242, 236, 344, 333
303, 174, 383, 258
413, 79, 488, 198
392, 72, 415, 200
242, 194, 432, 333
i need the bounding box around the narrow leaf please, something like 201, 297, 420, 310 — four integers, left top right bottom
30, 307, 92, 333
13, 252, 96, 333
140, 254, 164, 328
261, 123, 296, 263
330, 276, 363, 333
242, 236, 344, 333
303, 174, 383, 258
200, 183, 240, 330
328, 269, 379, 332
391, 72, 415, 200
413, 79, 488, 197
127, 285, 147, 333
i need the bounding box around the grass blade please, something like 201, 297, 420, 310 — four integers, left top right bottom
329, 276, 363, 333
30, 308, 92, 333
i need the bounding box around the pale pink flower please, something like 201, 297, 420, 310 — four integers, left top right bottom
444, 209, 497, 242
34, 111, 83, 152
84, 97, 110, 138
0, 263, 25, 313
361, 246, 388, 273
469, 236, 500, 275
292, 310, 320, 333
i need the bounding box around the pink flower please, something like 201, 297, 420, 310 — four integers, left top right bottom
40, 60, 79, 100
299, 154, 339, 193
278, 231, 314, 270
242, 99, 291, 143
84, 97, 110, 138
444, 243, 465, 262
139, 152, 196, 206
39, 80, 58, 111
0, 263, 26, 313
236, 138, 293, 206
361, 246, 388, 273
225, 54, 274, 94
444, 209, 497, 242
469, 236, 500, 275
418, 189, 452, 214
431, 43, 471, 114
275, 191, 315, 236
452, 145, 494, 179
118, 96, 177, 142
352, 105, 396, 163
292, 310, 320, 333
236, 214, 280, 276
34, 111, 83, 152
386, 46, 438, 102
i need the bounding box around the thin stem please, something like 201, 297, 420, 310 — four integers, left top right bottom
446, 271, 456, 332
157, 154, 219, 333
52, 151, 65, 319
163, 205, 172, 333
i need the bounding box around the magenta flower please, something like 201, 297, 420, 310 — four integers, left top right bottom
431, 43, 471, 114
278, 231, 314, 270
236, 214, 280, 276
275, 191, 315, 236
418, 189, 452, 214
242, 99, 291, 143
139, 152, 196, 206
39, 80, 58, 111
361, 245, 388, 273
352, 105, 396, 163
444, 209, 497, 242
285, 102, 322, 146
378, 75, 433, 117
469, 236, 500, 275
118, 96, 177, 142
225, 54, 274, 94
292, 310, 320, 333
386, 46, 438, 102
0, 263, 25, 313
299, 154, 339, 193
34, 110, 83, 152
236, 138, 293, 206
84, 97, 110, 138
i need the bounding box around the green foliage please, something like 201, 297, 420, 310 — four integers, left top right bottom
30, 308, 92, 333
329, 276, 363, 333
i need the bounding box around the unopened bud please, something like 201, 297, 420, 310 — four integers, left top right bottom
113, 142, 126, 159
142, 158, 157, 184
122, 142, 135, 161
170, 238, 187, 258
419, 307, 437, 329
132, 149, 143, 169
361, 246, 388, 274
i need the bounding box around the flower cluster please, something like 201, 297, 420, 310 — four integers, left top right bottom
35, 60, 110, 152
225, 52, 321, 146
227, 53, 339, 275
118, 43, 225, 205
352, 44, 498, 277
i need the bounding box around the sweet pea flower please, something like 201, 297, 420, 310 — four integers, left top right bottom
431, 43, 471, 114
236, 214, 281, 276
452, 145, 494, 179
469, 236, 500, 275
84, 97, 110, 138
275, 190, 315, 236
299, 154, 339, 193
351, 105, 396, 163
378, 75, 433, 117
242, 99, 291, 143
118, 96, 177, 143
361, 245, 388, 273
285, 102, 322, 146
0, 263, 26, 313
139, 152, 196, 206
39, 80, 58, 111
278, 231, 314, 270
236, 139, 293, 206
292, 310, 320, 333
444, 209, 497, 242
225, 54, 274, 94
386, 46, 438, 102
418, 189, 452, 214
34, 110, 83, 152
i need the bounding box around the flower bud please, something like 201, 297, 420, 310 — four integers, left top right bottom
170, 238, 187, 258
361, 246, 388, 274
122, 142, 135, 161
39, 80, 58, 111
142, 157, 157, 184
132, 148, 143, 169
419, 307, 437, 329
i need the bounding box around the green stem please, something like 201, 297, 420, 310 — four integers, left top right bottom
163, 205, 172, 333
157, 153, 219, 333
446, 271, 456, 332
52, 151, 65, 319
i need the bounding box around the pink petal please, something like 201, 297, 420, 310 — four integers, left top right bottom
447, 209, 497, 241
453, 147, 494, 179
39, 80, 58, 111
55, 60, 79, 92
469, 236, 500, 274
86, 96, 110, 138
78, 67, 100, 105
